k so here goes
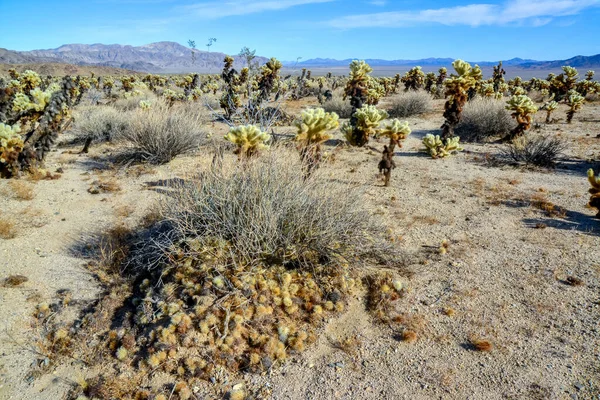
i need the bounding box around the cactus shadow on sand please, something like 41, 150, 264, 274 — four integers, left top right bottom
522, 212, 600, 237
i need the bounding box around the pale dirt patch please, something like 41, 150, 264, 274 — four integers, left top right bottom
0, 99, 599, 400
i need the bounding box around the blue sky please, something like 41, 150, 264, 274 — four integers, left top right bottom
1, 0, 600, 61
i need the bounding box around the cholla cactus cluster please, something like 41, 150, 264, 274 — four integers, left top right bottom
342, 104, 388, 146
423, 134, 463, 159
294, 107, 339, 176
543, 100, 558, 123
588, 169, 600, 218
378, 119, 411, 186
441, 60, 482, 141
504, 94, 538, 141
0, 123, 23, 176
0, 71, 83, 177
224, 124, 271, 158
566, 90, 584, 123
402, 66, 425, 91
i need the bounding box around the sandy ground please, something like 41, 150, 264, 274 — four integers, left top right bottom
0, 98, 599, 400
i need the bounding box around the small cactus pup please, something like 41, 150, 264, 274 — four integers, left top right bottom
422, 134, 463, 159
344, 60, 375, 146
566, 90, 584, 124
294, 107, 339, 177
588, 169, 600, 218
224, 124, 270, 158
378, 119, 411, 186
441, 60, 482, 142
543, 100, 558, 124
342, 105, 388, 146
503, 94, 538, 142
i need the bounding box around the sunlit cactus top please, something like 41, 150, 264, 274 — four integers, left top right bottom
379, 119, 411, 142
349, 60, 373, 81
294, 107, 340, 146
506, 94, 538, 116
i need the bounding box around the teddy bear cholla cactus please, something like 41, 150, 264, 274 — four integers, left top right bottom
588, 169, 600, 218
566, 90, 584, 124
342, 105, 388, 146
503, 94, 538, 141
344, 60, 376, 146
0, 123, 23, 177
543, 100, 558, 123
294, 108, 339, 176
378, 119, 411, 186
423, 134, 463, 159
441, 60, 482, 141
224, 124, 270, 158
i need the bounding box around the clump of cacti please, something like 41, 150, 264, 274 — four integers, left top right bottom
493, 61, 506, 92
543, 100, 558, 123
344, 60, 375, 146
220, 55, 242, 118
342, 104, 388, 146
294, 107, 339, 176
588, 169, 600, 218
503, 94, 538, 141
402, 66, 425, 91
377, 119, 411, 186
566, 90, 584, 123
224, 124, 270, 158
423, 134, 463, 159
441, 60, 482, 142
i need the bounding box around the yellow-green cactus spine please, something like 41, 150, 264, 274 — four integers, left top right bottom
378, 119, 411, 186
294, 108, 339, 177
224, 124, 271, 158
423, 134, 463, 159
504, 94, 538, 141
566, 90, 584, 123
588, 169, 600, 218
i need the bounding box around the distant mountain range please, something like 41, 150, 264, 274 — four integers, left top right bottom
285, 55, 600, 69
0, 42, 268, 73
1, 41, 600, 73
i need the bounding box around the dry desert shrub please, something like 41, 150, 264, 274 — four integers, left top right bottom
0, 217, 17, 239
387, 90, 432, 118
455, 97, 515, 142
3, 180, 35, 200
502, 134, 566, 168
322, 96, 353, 118
111, 90, 156, 111
116, 99, 208, 164
72, 106, 129, 152
130, 146, 393, 272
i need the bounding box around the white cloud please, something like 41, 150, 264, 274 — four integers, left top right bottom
328, 0, 600, 28
182, 0, 334, 19
368, 0, 387, 6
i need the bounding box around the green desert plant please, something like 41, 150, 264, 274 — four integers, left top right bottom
423, 134, 463, 159
588, 168, 600, 218
342, 105, 388, 146
344, 60, 374, 146
566, 90, 584, 123
294, 108, 339, 176
224, 124, 271, 158
543, 100, 559, 123
401, 66, 425, 91
441, 60, 482, 141
378, 119, 411, 186
503, 94, 538, 141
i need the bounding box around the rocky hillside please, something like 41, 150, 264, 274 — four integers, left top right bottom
9, 42, 268, 73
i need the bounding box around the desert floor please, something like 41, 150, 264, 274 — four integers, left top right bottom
1, 98, 599, 400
